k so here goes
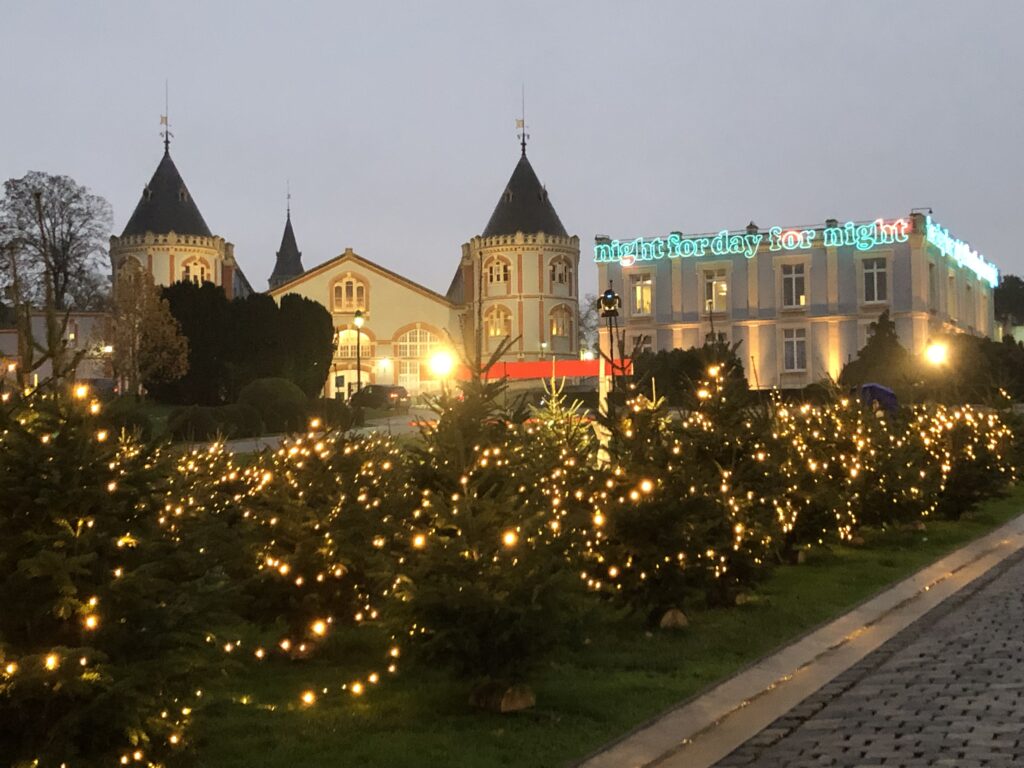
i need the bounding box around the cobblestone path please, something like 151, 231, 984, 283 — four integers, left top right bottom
713, 551, 1024, 768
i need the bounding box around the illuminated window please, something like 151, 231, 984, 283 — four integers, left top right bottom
336, 329, 373, 358
398, 359, 421, 389
782, 264, 806, 308
783, 328, 807, 372
630, 273, 652, 316
181, 259, 209, 284
863, 258, 887, 303
394, 327, 440, 358
549, 305, 574, 338
704, 269, 728, 313
333, 277, 367, 312
484, 306, 513, 338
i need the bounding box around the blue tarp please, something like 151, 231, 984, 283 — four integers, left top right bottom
859, 383, 899, 414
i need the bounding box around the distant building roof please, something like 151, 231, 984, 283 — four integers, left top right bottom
482, 152, 567, 238
269, 212, 304, 289
121, 148, 212, 238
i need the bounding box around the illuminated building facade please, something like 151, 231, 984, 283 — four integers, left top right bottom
595, 212, 998, 389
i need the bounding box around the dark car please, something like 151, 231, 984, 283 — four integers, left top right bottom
348, 384, 411, 413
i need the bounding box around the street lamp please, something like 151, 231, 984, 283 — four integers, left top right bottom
598, 282, 622, 393
353, 310, 365, 395
925, 340, 948, 367
540, 341, 548, 361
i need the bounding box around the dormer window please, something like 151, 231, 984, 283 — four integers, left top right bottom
143, 187, 153, 201
178, 188, 189, 202
503, 188, 514, 203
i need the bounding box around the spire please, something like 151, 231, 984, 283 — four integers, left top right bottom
269, 202, 304, 289
121, 149, 212, 238
516, 85, 529, 156
160, 80, 172, 154
481, 151, 567, 238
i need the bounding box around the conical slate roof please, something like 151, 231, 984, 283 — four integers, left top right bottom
482, 152, 567, 238
269, 212, 304, 288
121, 149, 212, 238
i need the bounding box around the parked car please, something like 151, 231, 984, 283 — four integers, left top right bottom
348, 384, 411, 413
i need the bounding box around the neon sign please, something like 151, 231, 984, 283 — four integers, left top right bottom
925, 216, 998, 287
594, 218, 911, 267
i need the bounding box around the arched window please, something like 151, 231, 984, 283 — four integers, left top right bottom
549, 305, 574, 339
181, 258, 210, 285
393, 327, 442, 390
549, 257, 574, 294
485, 257, 511, 285
332, 276, 368, 312
484, 305, 513, 338
335, 329, 373, 358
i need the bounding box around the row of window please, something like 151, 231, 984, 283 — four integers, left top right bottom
483, 304, 575, 340
484, 256, 575, 295
627, 259, 890, 316
629, 328, 809, 373
334, 327, 441, 359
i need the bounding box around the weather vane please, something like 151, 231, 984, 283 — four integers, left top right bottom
515, 84, 529, 155
160, 80, 173, 151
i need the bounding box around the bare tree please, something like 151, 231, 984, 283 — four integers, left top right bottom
109, 261, 188, 398
1, 172, 112, 311
578, 292, 599, 354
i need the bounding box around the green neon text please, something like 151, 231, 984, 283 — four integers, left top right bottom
925, 216, 998, 287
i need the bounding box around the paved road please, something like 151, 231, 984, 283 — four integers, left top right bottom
712, 551, 1024, 768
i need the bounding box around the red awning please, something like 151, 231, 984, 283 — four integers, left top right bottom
455, 358, 632, 381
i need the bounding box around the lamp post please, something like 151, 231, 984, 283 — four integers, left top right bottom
598, 282, 622, 394
353, 310, 365, 396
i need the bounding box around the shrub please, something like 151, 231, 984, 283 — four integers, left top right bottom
309, 397, 354, 432
168, 405, 219, 442
237, 377, 308, 433
96, 397, 154, 442
216, 403, 264, 438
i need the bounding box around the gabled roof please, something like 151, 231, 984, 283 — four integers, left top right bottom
269, 212, 304, 288
482, 152, 567, 238
121, 149, 212, 238
268, 249, 456, 308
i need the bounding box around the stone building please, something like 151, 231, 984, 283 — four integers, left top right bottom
596, 212, 998, 389
109, 138, 252, 298
269, 142, 581, 396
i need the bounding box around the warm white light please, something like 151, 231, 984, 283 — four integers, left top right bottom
502, 530, 518, 548
377, 357, 392, 369
311, 620, 327, 637
925, 341, 948, 366
581, 349, 595, 361
428, 350, 455, 378
44, 653, 59, 671
73, 384, 89, 399
301, 690, 316, 705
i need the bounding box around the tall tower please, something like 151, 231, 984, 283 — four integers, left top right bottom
110, 138, 247, 298
268, 205, 304, 289
455, 140, 580, 363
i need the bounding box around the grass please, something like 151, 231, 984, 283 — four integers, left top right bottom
193, 486, 1024, 768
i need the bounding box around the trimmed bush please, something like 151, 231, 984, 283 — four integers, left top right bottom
168, 405, 219, 441
96, 398, 154, 442
216, 403, 264, 438
237, 377, 308, 433
309, 397, 354, 431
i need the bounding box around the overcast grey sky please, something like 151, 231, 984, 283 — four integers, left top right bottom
3, 1, 1022, 295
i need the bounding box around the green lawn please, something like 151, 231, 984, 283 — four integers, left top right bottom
193, 486, 1024, 768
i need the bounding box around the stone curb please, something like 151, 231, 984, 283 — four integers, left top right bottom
577, 512, 1024, 768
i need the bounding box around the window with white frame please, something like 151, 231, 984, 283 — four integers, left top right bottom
335, 329, 373, 358
182, 259, 209, 284
484, 305, 513, 337
703, 268, 728, 313
782, 263, 806, 308
333, 277, 367, 312
549, 258, 573, 292
783, 328, 807, 372
394, 327, 440, 358
549, 305, 574, 338
863, 258, 887, 303
630, 273, 652, 316
631, 334, 652, 354
486, 258, 511, 284
398, 359, 420, 389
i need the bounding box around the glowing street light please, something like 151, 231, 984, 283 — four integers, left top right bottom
925, 340, 949, 366
428, 349, 455, 380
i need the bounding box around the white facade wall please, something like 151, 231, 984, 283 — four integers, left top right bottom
598, 213, 997, 389
268, 249, 460, 398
